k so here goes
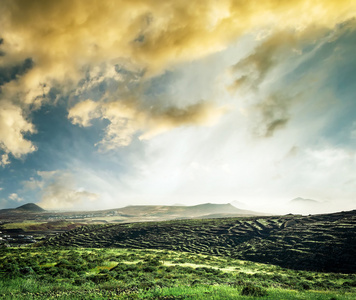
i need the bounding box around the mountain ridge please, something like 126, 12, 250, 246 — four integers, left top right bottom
0, 202, 266, 222
290, 197, 319, 203
112, 203, 266, 218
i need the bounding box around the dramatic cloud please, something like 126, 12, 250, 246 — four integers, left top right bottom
2, 0, 354, 74
69, 98, 227, 149
0, 0, 355, 161
0, 57, 34, 86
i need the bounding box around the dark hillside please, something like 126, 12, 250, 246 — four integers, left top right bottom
16, 203, 45, 212
0, 203, 45, 215
41, 210, 356, 273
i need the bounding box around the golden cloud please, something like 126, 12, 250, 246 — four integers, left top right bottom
69, 99, 227, 149
0, 101, 37, 158
67, 99, 101, 127
1, 0, 355, 157
2, 0, 355, 76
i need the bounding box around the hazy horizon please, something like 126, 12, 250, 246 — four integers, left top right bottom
1, 198, 352, 216
0, 1, 355, 215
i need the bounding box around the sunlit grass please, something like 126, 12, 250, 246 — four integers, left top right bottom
2, 222, 45, 230
0, 247, 354, 299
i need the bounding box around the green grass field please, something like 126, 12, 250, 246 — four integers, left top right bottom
1, 247, 355, 299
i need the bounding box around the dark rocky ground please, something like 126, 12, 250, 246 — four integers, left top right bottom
40, 210, 356, 273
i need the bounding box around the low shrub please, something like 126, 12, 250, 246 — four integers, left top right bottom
88, 274, 112, 284
73, 278, 87, 286
240, 284, 268, 297
297, 281, 311, 290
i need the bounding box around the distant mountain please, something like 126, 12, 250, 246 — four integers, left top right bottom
0, 202, 264, 222
0, 202, 45, 214
230, 200, 248, 209
15, 203, 45, 212
184, 203, 264, 216
290, 197, 319, 204
185, 203, 237, 215
115, 203, 265, 219
287, 197, 322, 214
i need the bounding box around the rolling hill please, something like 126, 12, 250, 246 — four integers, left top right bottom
0, 202, 45, 214
15, 203, 45, 212
112, 203, 264, 220
0, 203, 264, 223
41, 209, 356, 273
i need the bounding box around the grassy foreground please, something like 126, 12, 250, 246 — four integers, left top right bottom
0, 247, 355, 299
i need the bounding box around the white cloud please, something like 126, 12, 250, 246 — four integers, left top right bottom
0, 154, 10, 167
0, 102, 36, 160
67, 99, 101, 127
305, 148, 355, 167
9, 193, 23, 202
25, 170, 99, 210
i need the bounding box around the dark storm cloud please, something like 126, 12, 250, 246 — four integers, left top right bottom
0, 58, 34, 86
0, 38, 4, 56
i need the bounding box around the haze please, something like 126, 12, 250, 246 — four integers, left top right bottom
0, 0, 355, 215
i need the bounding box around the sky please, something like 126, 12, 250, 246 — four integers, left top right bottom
0, 0, 355, 214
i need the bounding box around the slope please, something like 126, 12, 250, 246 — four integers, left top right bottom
41, 210, 356, 273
